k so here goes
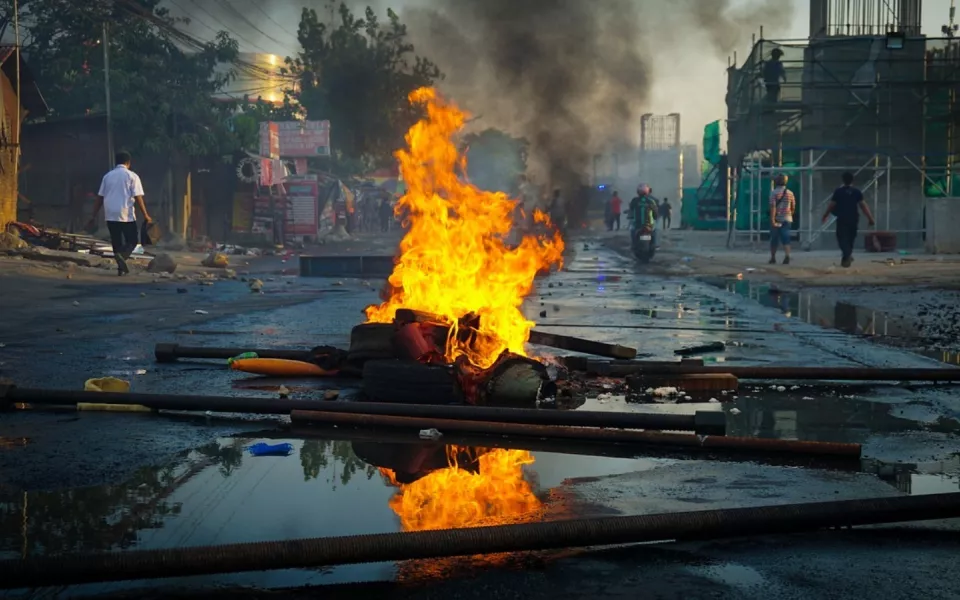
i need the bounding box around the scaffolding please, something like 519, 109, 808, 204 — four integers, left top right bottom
725, 30, 960, 249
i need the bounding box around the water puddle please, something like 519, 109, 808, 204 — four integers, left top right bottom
714, 278, 960, 364
0, 435, 665, 595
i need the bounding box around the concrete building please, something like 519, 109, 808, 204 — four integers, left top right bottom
0, 46, 46, 229
725, 0, 957, 251
639, 113, 682, 229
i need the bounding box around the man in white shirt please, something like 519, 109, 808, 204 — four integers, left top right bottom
88, 152, 152, 276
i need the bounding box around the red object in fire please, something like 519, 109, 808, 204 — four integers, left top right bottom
394, 322, 445, 364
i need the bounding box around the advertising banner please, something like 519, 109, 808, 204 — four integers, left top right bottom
259, 121, 280, 159
284, 174, 320, 238
275, 120, 331, 157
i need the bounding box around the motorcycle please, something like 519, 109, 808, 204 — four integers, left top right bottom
631, 223, 656, 263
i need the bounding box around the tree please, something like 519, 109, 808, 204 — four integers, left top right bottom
20, 0, 242, 157
281, 2, 442, 172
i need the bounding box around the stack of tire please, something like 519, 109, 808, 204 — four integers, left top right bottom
349, 323, 462, 405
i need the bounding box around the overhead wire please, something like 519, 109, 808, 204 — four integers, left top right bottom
183, 0, 276, 54
212, 0, 288, 48
244, 0, 300, 39
113, 0, 295, 84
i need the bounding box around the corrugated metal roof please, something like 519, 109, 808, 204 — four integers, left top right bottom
0, 44, 48, 116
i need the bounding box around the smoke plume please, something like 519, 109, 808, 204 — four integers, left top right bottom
401, 0, 795, 193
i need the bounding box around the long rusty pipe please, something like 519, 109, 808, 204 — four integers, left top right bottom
0, 385, 725, 435
2, 493, 958, 589
574, 362, 960, 381
290, 410, 861, 458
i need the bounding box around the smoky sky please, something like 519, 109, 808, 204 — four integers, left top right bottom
162, 0, 796, 188
401, 0, 794, 191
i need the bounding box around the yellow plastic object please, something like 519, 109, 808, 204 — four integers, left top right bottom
230, 358, 338, 378
81, 377, 152, 411
83, 377, 131, 393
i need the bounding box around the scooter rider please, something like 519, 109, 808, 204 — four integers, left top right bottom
628, 184, 659, 247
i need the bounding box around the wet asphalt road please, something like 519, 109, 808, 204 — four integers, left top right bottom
1, 237, 959, 598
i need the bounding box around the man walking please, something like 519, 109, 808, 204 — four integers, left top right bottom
608, 191, 622, 231
769, 174, 795, 265
660, 198, 672, 230
88, 152, 151, 276
822, 172, 875, 268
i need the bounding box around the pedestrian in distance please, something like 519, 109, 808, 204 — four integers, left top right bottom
88, 151, 152, 276
769, 174, 795, 265
822, 171, 875, 268
762, 47, 787, 103
660, 198, 672, 229
608, 191, 622, 231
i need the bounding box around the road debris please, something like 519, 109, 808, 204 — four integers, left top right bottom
247, 442, 293, 457
419, 428, 443, 441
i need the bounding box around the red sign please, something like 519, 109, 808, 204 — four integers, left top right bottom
284, 175, 320, 237
275, 121, 331, 157
259, 122, 280, 159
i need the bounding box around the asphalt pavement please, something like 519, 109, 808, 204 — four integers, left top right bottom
1, 234, 959, 599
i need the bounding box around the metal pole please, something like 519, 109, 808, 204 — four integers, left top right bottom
886, 154, 891, 230
102, 21, 115, 168
12, 0, 20, 195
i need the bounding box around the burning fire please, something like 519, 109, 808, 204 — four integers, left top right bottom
368, 88, 561, 530
381, 447, 540, 531
365, 87, 564, 370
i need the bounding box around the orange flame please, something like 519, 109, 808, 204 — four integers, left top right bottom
365, 87, 564, 370
380, 447, 540, 531
367, 88, 559, 530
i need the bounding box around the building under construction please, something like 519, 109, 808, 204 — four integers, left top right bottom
720, 0, 960, 251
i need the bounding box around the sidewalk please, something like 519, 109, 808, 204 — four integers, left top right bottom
626, 229, 960, 288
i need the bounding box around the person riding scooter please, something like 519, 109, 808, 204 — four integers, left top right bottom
628, 184, 658, 237
627, 184, 660, 262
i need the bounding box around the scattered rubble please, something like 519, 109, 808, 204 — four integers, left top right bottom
0, 231, 27, 251
201, 251, 229, 269
147, 253, 178, 274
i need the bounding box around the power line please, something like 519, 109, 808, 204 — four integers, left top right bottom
184, 0, 275, 54
244, 0, 299, 40
212, 0, 288, 48
114, 0, 294, 84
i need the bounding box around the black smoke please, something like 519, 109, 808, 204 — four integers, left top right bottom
403, 0, 650, 196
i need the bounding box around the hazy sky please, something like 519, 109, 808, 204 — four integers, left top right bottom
164, 0, 959, 143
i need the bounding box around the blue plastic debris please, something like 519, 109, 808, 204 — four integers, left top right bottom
247, 442, 294, 457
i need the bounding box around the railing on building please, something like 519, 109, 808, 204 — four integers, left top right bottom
725, 33, 960, 250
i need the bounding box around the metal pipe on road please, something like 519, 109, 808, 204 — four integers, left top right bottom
291, 411, 858, 457
574, 362, 960, 382
0, 386, 725, 435
3, 492, 956, 589
278, 425, 862, 471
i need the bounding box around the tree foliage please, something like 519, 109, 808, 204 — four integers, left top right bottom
8, 0, 242, 157
282, 2, 442, 169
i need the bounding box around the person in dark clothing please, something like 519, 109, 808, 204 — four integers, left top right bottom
822, 172, 875, 268
608, 191, 622, 231
379, 198, 394, 233
659, 198, 672, 229
762, 47, 787, 103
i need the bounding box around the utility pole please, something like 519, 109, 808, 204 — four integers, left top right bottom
943, 0, 958, 38
102, 21, 114, 168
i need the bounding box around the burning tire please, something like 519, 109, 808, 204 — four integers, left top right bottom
348, 323, 395, 362
362, 359, 462, 405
